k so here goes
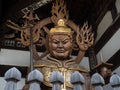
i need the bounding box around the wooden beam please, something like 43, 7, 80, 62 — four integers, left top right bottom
107, 49, 120, 71
2, 0, 52, 21
0, 38, 46, 52
95, 0, 114, 26
95, 14, 120, 54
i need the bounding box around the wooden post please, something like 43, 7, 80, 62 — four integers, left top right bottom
71, 71, 85, 90
4, 67, 21, 90
91, 73, 105, 90
50, 71, 64, 90
28, 69, 43, 90
30, 27, 33, 71
110, 73, 120, 90
88, 47, 98, 70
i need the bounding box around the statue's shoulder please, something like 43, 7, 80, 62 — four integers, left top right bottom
34, 56, 63, 68
64, 58, 89, 73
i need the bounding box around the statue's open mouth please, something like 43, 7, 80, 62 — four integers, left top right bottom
56, 50, 65, 53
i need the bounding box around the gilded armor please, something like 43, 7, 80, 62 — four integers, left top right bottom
34, 55, 88, 89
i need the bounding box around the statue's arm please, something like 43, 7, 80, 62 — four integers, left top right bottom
75, 51, 85, 63
75, 22, 94, 63
32, 45, 40, 60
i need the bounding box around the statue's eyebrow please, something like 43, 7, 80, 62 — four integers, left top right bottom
52, 37, 70, 42
52, 39, 59, 42
63, 37, 69, 41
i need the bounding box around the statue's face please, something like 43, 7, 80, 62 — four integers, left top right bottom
49, 34, 72, 60
100, 67, 111, 78
100, 67, 108, 78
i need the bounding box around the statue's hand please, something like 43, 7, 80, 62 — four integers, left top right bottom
76, 22, 94, 51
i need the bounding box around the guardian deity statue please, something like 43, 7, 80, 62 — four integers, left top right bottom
33, 18, 94, 90
6, 0, 94, 90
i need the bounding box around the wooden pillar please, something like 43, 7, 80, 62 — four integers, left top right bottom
28, 69, 43, 90
4, 67, 21, 90
110, 73, 120, 90
50, 71, 64, 90
91, 73, 105, 90
88, 47, 98, 70
71, 71, 85, 90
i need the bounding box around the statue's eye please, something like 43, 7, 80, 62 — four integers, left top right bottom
54, 41, 59, 44
53, 40, 59, 44
62, 41, 67, 44
62, 39, 69, 44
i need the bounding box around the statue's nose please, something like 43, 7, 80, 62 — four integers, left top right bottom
58, 42, 63, 48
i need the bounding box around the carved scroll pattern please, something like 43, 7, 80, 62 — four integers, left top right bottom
6, 11, 47, 46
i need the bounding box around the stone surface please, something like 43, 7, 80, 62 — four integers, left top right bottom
50, 71, 64, 90
28, 69, 43, 90
71, 71, 85, 90
110, 73, 120, 90
91, 73, 105, 90
4, 67, 21, 90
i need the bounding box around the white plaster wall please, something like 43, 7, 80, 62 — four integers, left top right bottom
0, 49, 42, 66
0, 49, 30, 66
97, 28, 120, 63
95, 11, 113, 42
0, 77, 25, 90
115, 0, 120, 13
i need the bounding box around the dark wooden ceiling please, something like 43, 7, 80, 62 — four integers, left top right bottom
0, 0, 115, 44
0, 0, 114, 33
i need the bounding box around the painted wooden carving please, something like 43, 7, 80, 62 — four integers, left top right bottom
6, 0, 94, 90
